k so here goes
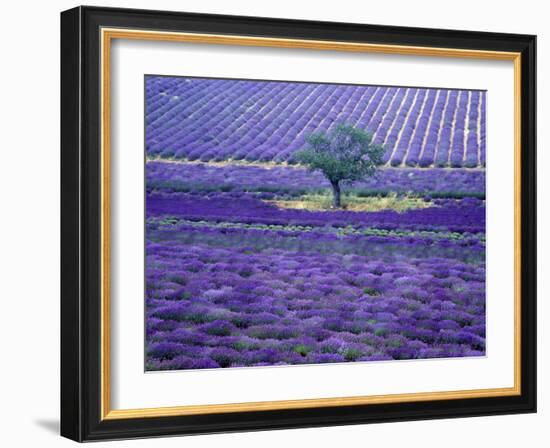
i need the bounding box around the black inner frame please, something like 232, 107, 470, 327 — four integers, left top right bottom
61, 6, 536, 442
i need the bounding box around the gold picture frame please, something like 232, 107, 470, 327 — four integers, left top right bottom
61, 6, 536, 442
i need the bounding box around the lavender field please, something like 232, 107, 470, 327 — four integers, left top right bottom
145, 76, 486, 371
146, 76, 486, 167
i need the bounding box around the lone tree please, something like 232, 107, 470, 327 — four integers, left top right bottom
295, 123, 384, 208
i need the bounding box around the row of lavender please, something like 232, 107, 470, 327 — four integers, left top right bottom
146, 184, 486, 370
146, 161, 486, 198
147, 193, 486, 234
146, 224, 485, 370
145, 76, 486, 168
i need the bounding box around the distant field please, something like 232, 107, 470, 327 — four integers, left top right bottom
145, 76, 486, 168
146, 160, 486, 199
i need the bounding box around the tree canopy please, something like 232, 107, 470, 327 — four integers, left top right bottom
294, 123, 385, 207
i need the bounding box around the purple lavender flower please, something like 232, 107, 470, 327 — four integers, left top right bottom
144, 77, 486, 371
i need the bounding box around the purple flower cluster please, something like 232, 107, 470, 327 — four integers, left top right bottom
146, 161, 485, 198
403, 90, 438, 167
148, 220, 485, 265
146, 240, 485, 370
146, 193, 486, 234
145, 184, 486, 371
145, 76, 487, 168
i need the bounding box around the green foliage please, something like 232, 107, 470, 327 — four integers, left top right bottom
343, 347, 362, 361
362, 287, 380, 296
295, 123, 384, 186
295, 123, 384, 207
294, 344, 311, 357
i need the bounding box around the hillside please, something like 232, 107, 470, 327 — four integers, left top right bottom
145, 76, 486, 168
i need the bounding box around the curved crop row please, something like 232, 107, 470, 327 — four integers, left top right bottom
146, 193, 486, 234
146, 76, 487, 168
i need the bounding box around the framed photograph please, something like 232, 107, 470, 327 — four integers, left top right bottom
60, 6, 536, 442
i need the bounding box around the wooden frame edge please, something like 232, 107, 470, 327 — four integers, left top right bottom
99, 27, 523, 421
102, 386, 520, 420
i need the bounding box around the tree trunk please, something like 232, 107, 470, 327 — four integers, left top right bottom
331, 181, 341, 208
